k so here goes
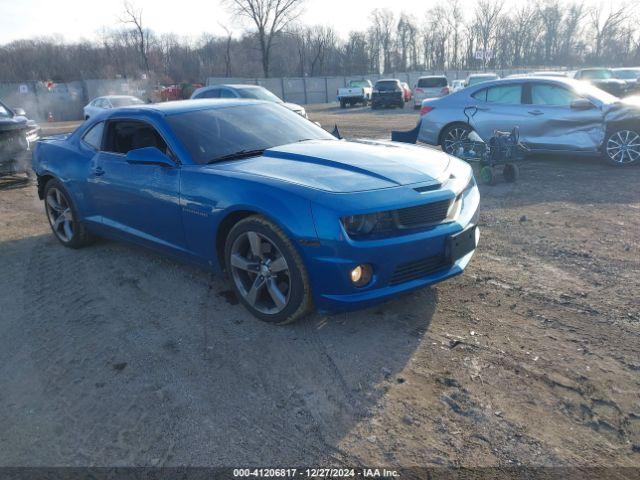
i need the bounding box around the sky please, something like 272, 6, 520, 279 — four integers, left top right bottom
0, 0, 625, 45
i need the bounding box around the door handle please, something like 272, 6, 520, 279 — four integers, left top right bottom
528, 110, 543, 116
93, 166, 105, 176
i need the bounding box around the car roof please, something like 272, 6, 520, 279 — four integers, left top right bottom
100, 95, 140, 99
578, 67, 611, 71
464, 76, 586, 90
469, 73, 498, 77
376, 79, 400, 82
107, 99, 265, 117
613, 67, 640, 71
418, 75, 447, 79
199, 84, 260, 90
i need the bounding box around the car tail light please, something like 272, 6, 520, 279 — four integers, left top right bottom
420, 105, 434, 116
440, 86, 450, 95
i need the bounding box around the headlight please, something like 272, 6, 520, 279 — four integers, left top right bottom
342, 213, 378, 236
342, 211, 394, 238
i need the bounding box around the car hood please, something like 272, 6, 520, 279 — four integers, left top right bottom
0, 115, 29, 133
282, 102, 304, 113
210, 139, 451, 193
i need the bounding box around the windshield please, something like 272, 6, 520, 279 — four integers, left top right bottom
166, 102, 335, 164
581, 69, 613, 80
375, 81, 400, 91
0, 102, 11, 118
575, 83, 618, 104
467, 75, 498, 86
236, 87, 282, 102
613, 70, 640, 80
417, 77, 447, 88
110, 97, 144, 107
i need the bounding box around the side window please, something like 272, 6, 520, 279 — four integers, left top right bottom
530, 84, 579, 106
219, 89, 236, 98
82, 121, 105, 150
199, 89, 220, 99
104, 121, 169, 156
485, 85, 522, 104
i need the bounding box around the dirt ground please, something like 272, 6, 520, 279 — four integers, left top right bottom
0, 103, 639, 470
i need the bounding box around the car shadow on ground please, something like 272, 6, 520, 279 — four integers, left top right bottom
0, 232, 437, 465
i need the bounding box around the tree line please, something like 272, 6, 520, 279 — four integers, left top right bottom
1, 0, 638, 84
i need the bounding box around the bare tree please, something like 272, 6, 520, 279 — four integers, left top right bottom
370, 9, 395, 73
120, 1, 150, 73
219, 24, 234, 77
224, 0, 306, 77
589, 3, 630, 62
473, 0, 504, 69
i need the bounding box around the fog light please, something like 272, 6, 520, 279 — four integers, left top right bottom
350, 264, 373, 287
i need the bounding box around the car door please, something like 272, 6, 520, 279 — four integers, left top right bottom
520, 82, 604, 152
468, 83, 530, 139
88, 118, 187, 251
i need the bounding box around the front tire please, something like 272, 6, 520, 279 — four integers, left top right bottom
43, 179, 94, 248
224, 215, 312, 324
603, 128, 640, 166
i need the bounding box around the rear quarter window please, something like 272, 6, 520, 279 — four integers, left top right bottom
81, 122, 104, 150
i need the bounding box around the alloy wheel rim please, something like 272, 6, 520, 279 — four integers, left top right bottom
230, 231, 291, 315
45, 187, 74, 242
607, 130, 640, 164
444, 127, 470, 154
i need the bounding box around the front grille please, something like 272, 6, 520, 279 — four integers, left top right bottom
389, 255, 449, 285
395, 199, 451, 228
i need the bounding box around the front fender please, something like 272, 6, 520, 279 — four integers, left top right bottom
179, 167, 319, 269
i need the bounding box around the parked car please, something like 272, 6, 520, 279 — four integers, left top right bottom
612, 67, 640, 93
400, 82, 412, 103
31, 99, 479, 323
191, 84, 307, 118
574, 68, 628, 97
0, 99, 40, 177
83, 95, 144, 120
412, 76, 450, 109
465, 73, 500, 87
371, 79, 405, 109
415, 76, 640, 166
451, 79, 466, 92
337, 79, 373, 108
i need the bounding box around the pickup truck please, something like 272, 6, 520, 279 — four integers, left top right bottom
337, 80, 373, 108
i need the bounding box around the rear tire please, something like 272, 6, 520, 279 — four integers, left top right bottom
43, 178, 94, 248
440, 123, 473, 155
480, 166, 496, 185
224, 215, 312, 325
503, 164, 519, 182
603, 128, 640, 166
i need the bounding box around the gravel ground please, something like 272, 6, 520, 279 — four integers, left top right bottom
0, 103, 639, 469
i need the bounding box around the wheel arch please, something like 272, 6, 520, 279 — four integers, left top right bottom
214, 207, 309, 272
36, 172, 57, 200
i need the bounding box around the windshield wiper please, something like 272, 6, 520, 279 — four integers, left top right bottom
207, 149, 265, 163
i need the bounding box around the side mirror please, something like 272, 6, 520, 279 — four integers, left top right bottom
570, 98, 594, 110
13, 107, 26, 116
126, 147, 175, 167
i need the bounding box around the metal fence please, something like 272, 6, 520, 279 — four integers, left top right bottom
0, 68, 568, 122
0, 79, 153, 122
206, 68, 564, 105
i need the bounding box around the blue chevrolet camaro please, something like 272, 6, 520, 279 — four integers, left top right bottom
32, 100, 480, 324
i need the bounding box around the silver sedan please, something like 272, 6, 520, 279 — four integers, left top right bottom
416, 77, 640, 166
